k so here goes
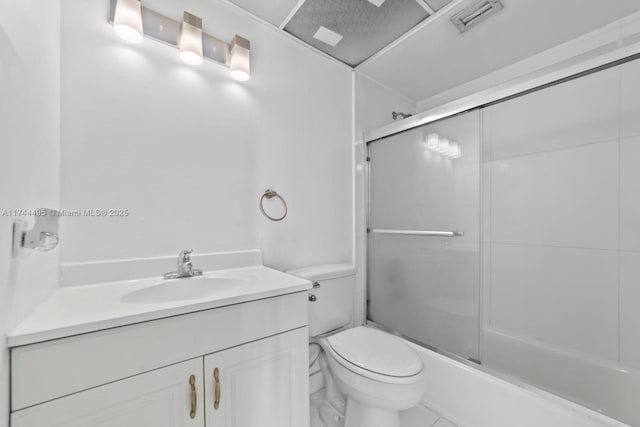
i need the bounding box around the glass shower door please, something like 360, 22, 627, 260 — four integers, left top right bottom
367, 110, 481, 361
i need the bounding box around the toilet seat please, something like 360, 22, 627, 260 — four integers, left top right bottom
326, 327, 424, 384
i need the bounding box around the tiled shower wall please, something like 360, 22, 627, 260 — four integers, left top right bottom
482, 57, 640, 424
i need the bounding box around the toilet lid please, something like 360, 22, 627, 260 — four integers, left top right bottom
327, 327, 423, 377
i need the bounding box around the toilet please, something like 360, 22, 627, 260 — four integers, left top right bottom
287, 264, 427, 427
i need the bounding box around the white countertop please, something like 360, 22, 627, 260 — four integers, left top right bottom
8, 266, 311, 347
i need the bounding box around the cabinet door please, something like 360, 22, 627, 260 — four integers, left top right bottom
12, 358, 204, 427
204, 327, 309, 427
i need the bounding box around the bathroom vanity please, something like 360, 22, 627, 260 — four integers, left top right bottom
8, 265, 311, 427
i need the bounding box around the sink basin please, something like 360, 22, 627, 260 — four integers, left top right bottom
121, 276, 248, 304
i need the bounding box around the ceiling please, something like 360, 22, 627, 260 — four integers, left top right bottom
358, 0, 640, 102
227, 0, 640, 102
227, 0, 454, 67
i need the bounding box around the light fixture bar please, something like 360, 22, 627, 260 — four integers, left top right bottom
139, 6, 179, 46
109, 0, 242, 72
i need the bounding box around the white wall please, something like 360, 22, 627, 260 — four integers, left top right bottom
355, 73, 416, 139
255, 41, 352, 270
0, 1, 61, 425
60, 0, 353, 272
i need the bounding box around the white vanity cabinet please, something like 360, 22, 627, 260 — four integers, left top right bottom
10, 292, 310, 427
204, 328, 308, 427
11, 357, 205, 427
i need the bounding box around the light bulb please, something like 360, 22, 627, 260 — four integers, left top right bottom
447, 142, 461, 158
179, 12, 203, 65
438, 138, 450, 154
426, 133, 439, 151
180, 50, 203, 66
113, 0, 144, 44
229, 35, 251, 81
230, 69, 250, 82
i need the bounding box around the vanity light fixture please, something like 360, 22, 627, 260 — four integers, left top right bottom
229, 36, 251, 81
112, 0, 144, 43
179, 12, 204, 66
109, 0, 251, 81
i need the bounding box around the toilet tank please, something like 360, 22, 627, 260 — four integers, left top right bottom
286, 264, 356, 337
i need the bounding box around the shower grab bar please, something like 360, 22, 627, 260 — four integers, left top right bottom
369, 229, 464, 237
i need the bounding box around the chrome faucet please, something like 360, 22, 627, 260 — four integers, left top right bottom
164, 249, 203, 279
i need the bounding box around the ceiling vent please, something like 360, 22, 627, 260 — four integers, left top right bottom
451, 0, 503, 33
313, 26, 344, 47
284, 0, 429, 67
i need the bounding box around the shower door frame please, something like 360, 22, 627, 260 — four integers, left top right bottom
363, 46, 640, 368
363, 109, 485, 366
363, 32, 640, 144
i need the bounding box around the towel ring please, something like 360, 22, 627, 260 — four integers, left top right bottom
260, 189, 287, 222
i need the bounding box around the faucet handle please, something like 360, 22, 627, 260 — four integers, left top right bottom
179, 249, 193, 261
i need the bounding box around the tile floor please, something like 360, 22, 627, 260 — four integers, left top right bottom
311, 390, 458, 427
400, 403, 458, 427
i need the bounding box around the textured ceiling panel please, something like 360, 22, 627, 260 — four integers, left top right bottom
227, 0, 302, 26
424, 0, 454, 11
284, 0, 429, 67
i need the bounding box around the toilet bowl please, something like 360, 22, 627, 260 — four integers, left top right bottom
321, 327, 427, 427
285, 264, 427, 427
